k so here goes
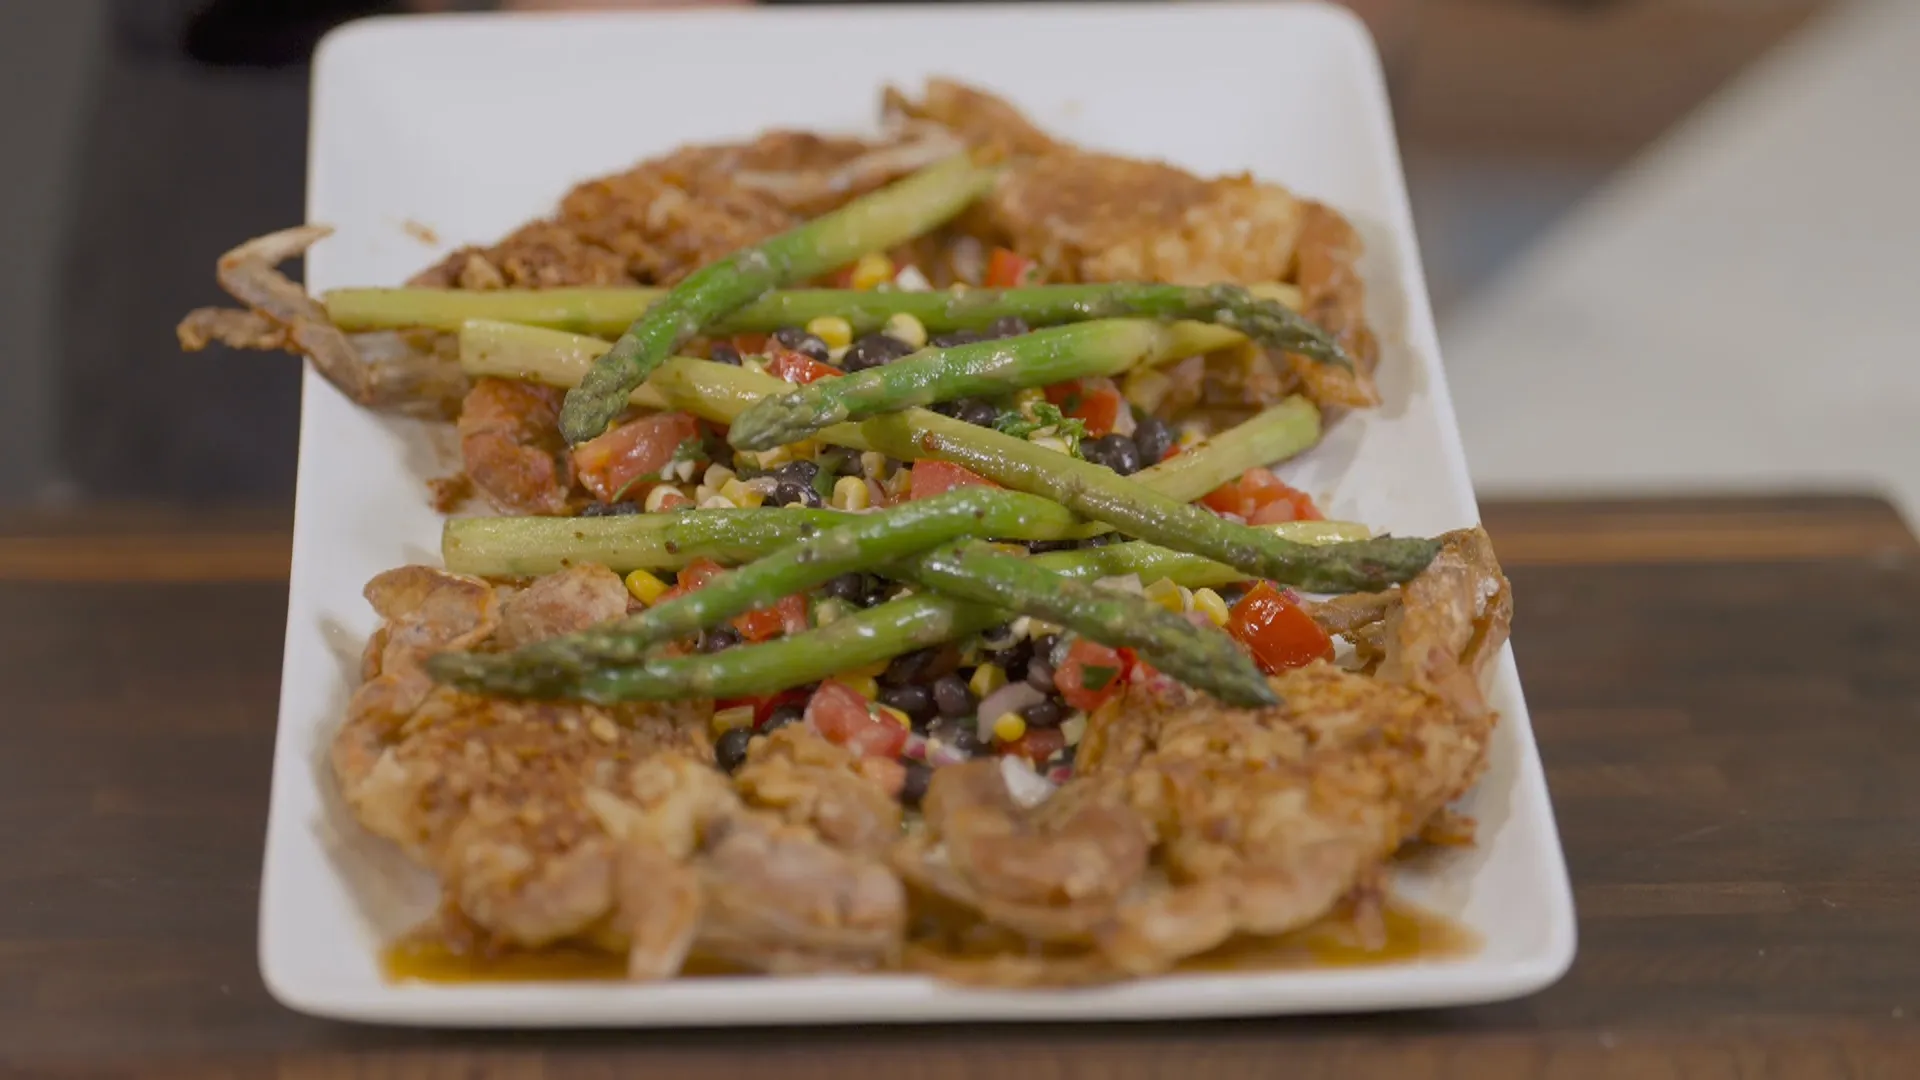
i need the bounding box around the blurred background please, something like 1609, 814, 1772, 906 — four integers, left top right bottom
1, 0, 1911, 519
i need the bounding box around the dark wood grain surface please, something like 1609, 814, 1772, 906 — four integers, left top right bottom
3, 495, 1917, 1078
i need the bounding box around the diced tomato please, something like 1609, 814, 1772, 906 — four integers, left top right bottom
1068, 386, 1125, 437
1002, 727, 1066, 764
731, 593, 811, 643
805, 680, 909, 759
768, 346, 842, 385
1044, 379, 1082, 408
1226, 582, 1334, 674
825, 264, 858, 289
731, 332, 770, 354
1054, 638, 1128, 712
985, 247, 1037, 288
908, 459, 1000, 501
656, 556, 726, 605
653, 488, 693, 511
571, 411, 701, 503
1202, 468, 1323, 523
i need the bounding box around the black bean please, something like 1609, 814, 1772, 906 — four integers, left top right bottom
709, 343, 743, 366
1032, 635, 1060, 664
930, 329, 984, 349
1025, 539, 1078, 554
760, 705, 805, 733
879, 683, 935, 723
772, 326, 830, 362
1022, 698, 1064, 729
932, 674, 975, 718
699, 625, 741, 653
955, 399, 1000, 428
996, 638, 1035, 681
980, 622, 1017, 650
861, 576, 895, 608
770, 479, 821, 507
773, 460, 819, 487
1024, 659, 1055, 693
882, 645, 960, 686
1101, 433, 1144, 475
925, 716, 984, 757
841, 332, 916, 373
1082, 531, 1122, 547
898, 761, 934, 807
929, 401, 961, 417
579, 501, 642, 517
715, 727, 754, 773
985, 315, 1030, 339
1133, 415, 1173, 466
823, 573, 866, 603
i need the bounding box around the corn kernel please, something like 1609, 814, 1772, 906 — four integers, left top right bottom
1144, 577, 1184, 614
710, 705, 755, 736
1192, 587, 1231, 626
1012, 387, 1046, 413
1030, 434, 1072, 456
747, 444, 792, 469
969, 664, 1007, 698
859, 451, 888, 479
719, 477, 764, 508
1122, 367, 1170, 412
844, 674, 880, 700
1178, 427, 1206, 449
1029, 619, 1062, 638
807, 315, 853, 350
832, 475, 870, 511
883, 312, 927, 349
644, 485, 686, 513
846, 659, 889, 679
850, 253, 895, 291
699, 494, 736, 510
788, 439, 821, 461
702, 464, 737, 491
1178, 585, 1195, 611
879, 705, 912, 729
992, 712, 1027, 743
813, 597, 851, 626
623, 569, 669, 606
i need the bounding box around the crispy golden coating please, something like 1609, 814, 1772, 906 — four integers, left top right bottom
332, 566, 904, 974
455, 377, 574, 516
411, 130, 959, 289
898, 529, 1511, 984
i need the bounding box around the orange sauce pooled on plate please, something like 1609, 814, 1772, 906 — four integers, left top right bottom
1178, 899, 1479, 972
382, 900, 1474, 984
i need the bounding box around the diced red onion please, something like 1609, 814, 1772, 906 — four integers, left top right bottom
1000, 755, 1057, 808
975, 682, 1045, 741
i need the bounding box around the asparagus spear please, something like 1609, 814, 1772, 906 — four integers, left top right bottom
558, 156, 998, 444
861, 411, 1437, 593
902, 540, 1276, 706
430, 537, 1285, 704
731, 318, 1225, 451
329, 281, 1334, 362
493, 489, 1080, 662
443, 506, 1369, 578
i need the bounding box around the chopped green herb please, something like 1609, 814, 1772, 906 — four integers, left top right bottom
1080, 664, 1119, 691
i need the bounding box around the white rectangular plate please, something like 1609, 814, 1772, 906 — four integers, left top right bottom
265, 1, 1575, 1026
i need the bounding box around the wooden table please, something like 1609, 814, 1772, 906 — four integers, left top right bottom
4, 495, 1917, 1078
